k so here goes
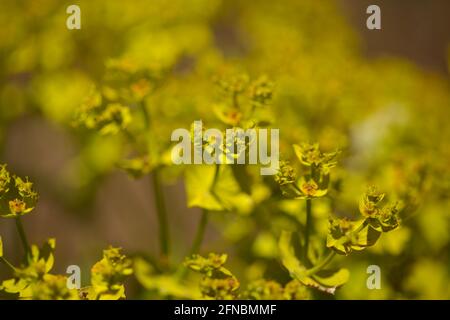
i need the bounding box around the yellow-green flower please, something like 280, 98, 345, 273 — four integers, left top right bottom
0, 166, 38, 218
88, 247, 133, 300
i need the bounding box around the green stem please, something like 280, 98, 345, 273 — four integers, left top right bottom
139, 102, 150, 129
152, 170, 170, 265
0, 257, 16, 272
212, 164, 221, 189
176, 209, 209, 279
137, 102, 171, 265
188, 209, 209, 257
306, 251, 336, 276
232, 91, 239, 109
177, 165, 219, 280
303, 198, 312, 262
15, 217, 30, 258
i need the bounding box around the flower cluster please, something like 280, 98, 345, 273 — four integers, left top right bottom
73, 59, 163, 136
73, 90, 132, 135
184, 253, 239, 300
359, 186, 400, 232
213, 72, 274, 128
1, 238, 79, 300
0, 165, 132, 300
88, 247, 133, 300
241, 279, 310, 300
327, 187, 400, 255
0, 165, 38, 218
276, 143, 339, 199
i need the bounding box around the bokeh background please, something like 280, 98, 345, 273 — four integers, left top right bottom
0, 0, 449, 299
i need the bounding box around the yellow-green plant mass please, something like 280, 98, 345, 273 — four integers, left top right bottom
0, 0, 449, 300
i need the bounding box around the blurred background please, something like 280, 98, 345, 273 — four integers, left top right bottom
0, 0, 449, 299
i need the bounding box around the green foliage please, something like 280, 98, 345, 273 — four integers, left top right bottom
0, 172, 131, 300
0, 236, 132, 300
0, 0, 448, 300
185, 165, 253, 214
279, 231, 349, 294
1, 238, 72, 299
276, 145, 402, 294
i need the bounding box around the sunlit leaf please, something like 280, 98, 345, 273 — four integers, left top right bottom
185, 165, 253, 214
312, 268, 349, 288
279, 231, 343, 294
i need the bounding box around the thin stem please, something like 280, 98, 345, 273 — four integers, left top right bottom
152, 170, 170, 265
139, 102, 150, 129
306, 251, 336, 276
188, 209, 209, 257
0, 257, 16, 272
177, 165, 219, 280
137, 101, 171, 266
232, 91, 239, 109
303, 198, 312, 262
176, 209, 209, 279
15, 217, 30, 258
212, 164, 221, 189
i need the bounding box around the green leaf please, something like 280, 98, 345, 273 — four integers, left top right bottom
185, 165, 224, 211
279, 231, 307, 279
352, 223, 381, 248
185, 165, 253, 214
279, 231, 344, 294
1, 278, 29, 296
0, 236, 3, 257
312, 268, 350, 287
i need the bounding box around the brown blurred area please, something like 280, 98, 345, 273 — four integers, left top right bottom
0, 1, 449, 282
338, 0, 450, 73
